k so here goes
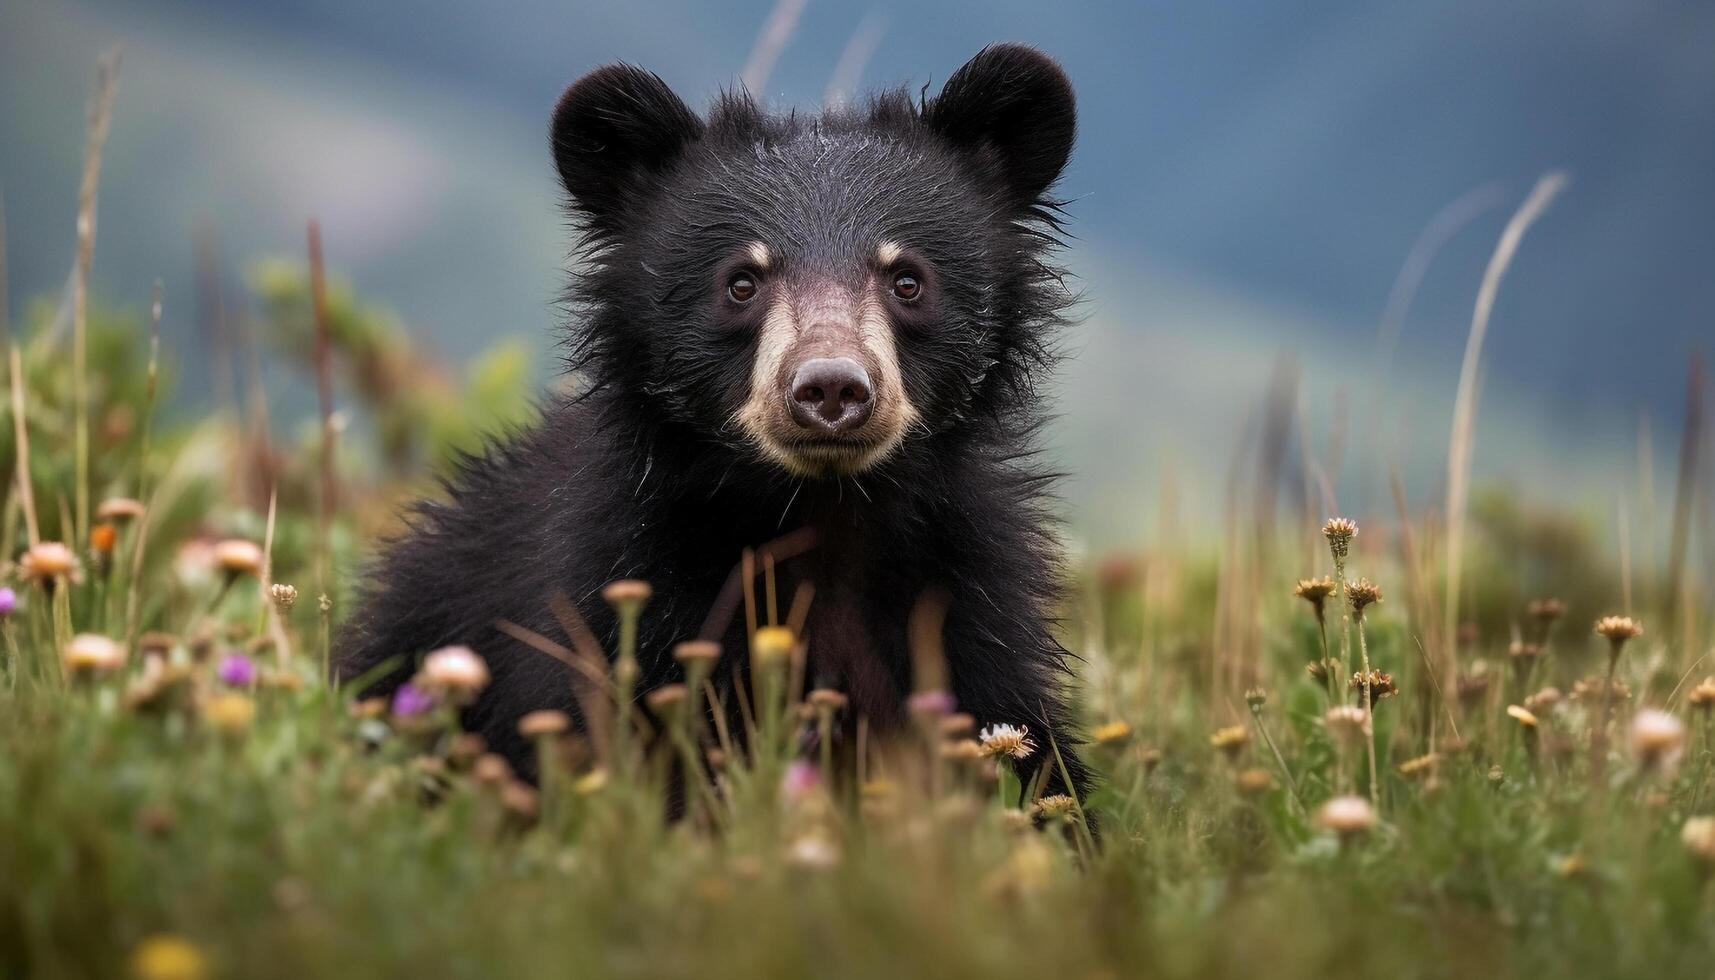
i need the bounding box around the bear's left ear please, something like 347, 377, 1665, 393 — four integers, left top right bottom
925, 44, 1076, 206
550, 64, 704, 229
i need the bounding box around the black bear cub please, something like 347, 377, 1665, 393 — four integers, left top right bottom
340, 44, 1091, 800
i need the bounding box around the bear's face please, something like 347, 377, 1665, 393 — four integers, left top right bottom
552, 46, 1075, 479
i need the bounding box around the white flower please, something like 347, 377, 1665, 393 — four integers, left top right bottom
420, 645, 491, 696
978, 723, 1035, 760
1630, 709, 1686, 772
1315, 795, 1377, 836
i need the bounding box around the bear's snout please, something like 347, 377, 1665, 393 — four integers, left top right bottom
788, 357, 873, 434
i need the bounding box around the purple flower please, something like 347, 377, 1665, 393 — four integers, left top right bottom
906, 689, 957, 719
216, 652, 257, 687
391, 683, 436, 718
781, 760, 822, 804
0, 587, 16, 617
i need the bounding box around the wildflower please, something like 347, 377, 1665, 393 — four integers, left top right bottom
751, 625, 795, 666
1139, 747, 1164, 773
472, 754, 512, 786
216, 652, 257, 687
1208, 725, 1250, 759
1033, 794, 1080, 819
1293, 576, 1336, 619
1682, 817, 1715, 865
1524, 686, 1563, 713
318, 593, 332, 614
1234, 768, 1275, 796
646, 683, 690, 714
449, 732, 487, 764
1555, 853, 1589, 878
807, 688, 849, 712
517, 709, 571, 738
907, 689, 957, 721
1487, 765, 1506, 786
1572, 676, 1631, 703
0, 586, 16, 617
1315, 795, 1376, 837
1457, 671, 1492, 706
1092, 719, 1133, 747
941, 739, 985, 763
1506, 704, 1539, 728
270, 583, 298, 612
1629, 709, 1686, 772
96, 497, 146, 523
1322, 518, 1358, 563
1244, 688, 1268, 710
202, 693, 256, 735
212, 539, 264, 578
979, 723, 1035, 760
1594, 615, 1642, 663
390, 683, 436, 719
129, 933, 209, 980
1345, 578, 1382, 619
1305, 658, 1339, 682
1349, 669, 1399, 707
1690, 678, 1715, 713
19, 541, 81, 585
782, 759, 823, 804
1323, 705, 1371, 743
89, 523, 118, 555
1527, 598, 1566, 627
63, 633, 126, 676
1507, 640, 1543, 664
601, 578, 652, 607
1397, 753, 1441, 779
419, 645, 490, 698
672, 639, 721, 665
785, 833, 841, 870
500, 781, 540, 822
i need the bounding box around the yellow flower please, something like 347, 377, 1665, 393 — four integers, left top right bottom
1092, 720, 1133, 746
202, 693, 256, 735
751, 626, 795, 666
1208, 725, 1250, 758
130, 934, 208, 980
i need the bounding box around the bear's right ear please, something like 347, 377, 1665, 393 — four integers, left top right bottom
550, 65, 703, 228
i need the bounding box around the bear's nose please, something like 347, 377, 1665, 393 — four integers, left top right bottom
788, 357, 873, 433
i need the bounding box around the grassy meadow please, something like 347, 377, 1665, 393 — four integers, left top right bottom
4, 56, 1715, 980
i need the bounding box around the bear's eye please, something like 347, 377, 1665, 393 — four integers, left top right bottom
890, 272, 921, 302
727, 273, 758, 305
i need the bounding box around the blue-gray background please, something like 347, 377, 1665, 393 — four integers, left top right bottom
3, 0, 1711, 543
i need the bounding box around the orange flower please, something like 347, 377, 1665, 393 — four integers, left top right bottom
90, 523, 118, 554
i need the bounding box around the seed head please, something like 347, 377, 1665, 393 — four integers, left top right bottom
1092, 719, 1133, 746
517, 709, 572, 738
1208, 725, 1250, 759
1322, 518, 1358, 563
1507, 640, 1543, 663
1630, 709, 1686, 772
1345, 578, 1382, 618
1315, 794, 1377, 836
1527, 598, 1566, 626
213, 539, 264, 577
1349, 669, 1399, 707
20, 542, 81, 584
1524, 686, 1564, 713
1305, 658, 1339, 682
419, 645, 490, 697
1234, 767, 1275, 795
1293, 576, 1337, 618
318, 593, 333, 614
1689, 678, 1715, 713
1033, 794, 1079, 819
1244, 688, 1268, 711
978, 723, 1035, 760
63, 633, 126, 676
1594, 615, 1642, 649
96, 497, 146, 523
1573, 675, 1631, 703
1682, 817, 1715, 865
270, 583, 298, 611
601, 579, 653, 608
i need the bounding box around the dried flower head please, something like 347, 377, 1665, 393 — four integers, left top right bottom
1689, 678, 1715, 712
1527, 598, 1566, 625
601, 579, 652, 608
1315, 794, 1377, 837
1244, 688, 1268, 710
807, 688, 849, 712
501, 781, 540, 822
270, 582, 298, 611
978, 723, 1035, 760
1345, 578, 1382, 618
517, 709, 572, 738
1682, 817, 1715, 865
1630, 709, 1686, 772
1457, 670, 1492, 706
1524, 686, 1564, 713
751, 626, 796, 666
1092, 720, 1133, 747
63, 633, 126, 676
1349, 669, 1399, 707
1323, 705, 1372, 743
1293, 576, 1337, 618
1208, 725, 1250, 759
419, 645, 490, 697
1322, 518, 1358, 563
1234, 767, 1275, 795
942, 738, 984, 762
318, 594, 333, 614
1033, 794, 1079, 819
20, 542, 81, 585
645, 683, 689, 714
1507, 640, 1544, 663
1572, 675, 1631, 703
1594, 615, 1642, 648
1305, 658, 1339, 682
1506, 704, 1540, 729
1139, 746, 1164, 772
96, 497, 146, 523
939, 712, 976, 738
202, 692, 257, 734
472, 753, 513, 786
213, 539, 264, 577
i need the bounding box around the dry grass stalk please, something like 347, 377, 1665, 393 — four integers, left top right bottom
9, 346, 39, 547
306, 221, 336, 628
1443, 172, 1570, 680
122, 284, 162, 648
72, 47, 123, 547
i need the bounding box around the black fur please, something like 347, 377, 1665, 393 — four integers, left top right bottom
339, 44, 1091, 801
